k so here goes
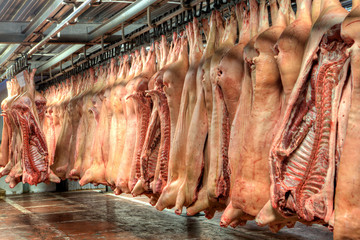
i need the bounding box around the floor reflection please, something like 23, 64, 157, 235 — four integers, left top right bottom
186, 216, 201, 239
0, 191, 333, 240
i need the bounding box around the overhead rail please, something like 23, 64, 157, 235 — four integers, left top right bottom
0, 0, 167, 81
37, 0, 353, 85
87, 0, 159, 41
33, 0, 163, 76
37, 0, 232, 87
4, 55, 29, 80
39, 0, 211, 84
36, 45, 85, 72
0, 22, 126, 45
0, 0, 73, 76
4, 0, 353, 85
27, 0, 94, 56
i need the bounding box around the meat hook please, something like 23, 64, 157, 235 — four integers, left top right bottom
147, 7, 156, 28
193, 2, 203, 18
170, 18, 174, 31
163, 21, 172, 34
181, 0, 191, 10
144, 31, 151, 43
213, 0, 222, 9
187, 9, 193, 22
178, 12, 185, 25
203, 0, 211, 13
155, 25, 163, 38
174, 15, 179, 28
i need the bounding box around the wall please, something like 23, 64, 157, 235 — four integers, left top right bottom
0, 177, 105, 195
0, 176, 56, 194
67, 181, 105, 191
0, 176, 23, 194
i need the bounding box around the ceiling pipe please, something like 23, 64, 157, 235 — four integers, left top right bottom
147, 7, 155, 28
180, 0, 191, 10
88, 0, 158, 39
28, 0, 94, 56
0, 0, 67, 78
22, 0, 66, 35
36, 44, 84, 72
75, 0, 135, 3
36, 0, 159, 74
32, 53, 58, 56
76, 0, 180, 3
38, 0, 203, 84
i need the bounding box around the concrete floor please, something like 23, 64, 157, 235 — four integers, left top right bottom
0, 191, 333, 240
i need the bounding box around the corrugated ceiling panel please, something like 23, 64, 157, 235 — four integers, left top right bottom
78, 2, 130, 23
0, 0, 51, 22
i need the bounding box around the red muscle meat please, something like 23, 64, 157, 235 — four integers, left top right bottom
269, 0, 350, 225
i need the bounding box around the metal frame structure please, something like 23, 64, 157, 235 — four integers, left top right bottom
0, 0, 353, 85
0, 0, 170, 80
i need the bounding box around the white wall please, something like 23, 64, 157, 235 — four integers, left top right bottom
28, 182, 56, 193
0, 176, 57, 195
0, 176, 23, 194
67, 180, 106, 191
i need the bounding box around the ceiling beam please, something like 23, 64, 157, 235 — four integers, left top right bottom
36, 0, 160, 74
32, 53, 57, 57
36, 44, 85, 73
28, 0, 94, 56
38, 0, 202, 85
0, 0, 68, 73
0, 44, 21, 68
0, 22, 143, 45
0, 35, 26, 44
22, 0, 65, 37
88, 0, 159, 41
76, 0, 136, 2
0, 41, 114, 45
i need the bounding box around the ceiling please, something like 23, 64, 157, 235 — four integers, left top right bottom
0, 0, 353, 85
0, 0, 181, 83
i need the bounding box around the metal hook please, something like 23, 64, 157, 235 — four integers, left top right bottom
194, 2, 203, 18
178, 11, 185, 25
187, 9, 193, 22
214, 0, 221, 9
162, 21, 168, 35
147, 7, 155, 28
181, 0, 191, 10
135, 36, 140, 47
144, 31, 151, 43
154, 25, 160, 38
169, 18, 173, 32
139, 34, 144, 45
174, 15, 179, 28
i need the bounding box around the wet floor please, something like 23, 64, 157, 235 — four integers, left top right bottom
0, 191, 333, 240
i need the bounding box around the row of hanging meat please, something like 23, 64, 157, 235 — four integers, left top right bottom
1, 0, 359, 238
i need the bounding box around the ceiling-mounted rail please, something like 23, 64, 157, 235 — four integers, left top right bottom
4, 55, 29, 80
0, 0, 94, 81
39, 0, 354, 85
38, 44, 126, 89
0, 0, 71, 79
34, 0, 162, 77
28, 0, 94, 56
87, 0, 159, 41
37, 0, 237, 88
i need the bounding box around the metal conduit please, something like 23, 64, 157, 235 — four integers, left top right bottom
27, 0, 94, 56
